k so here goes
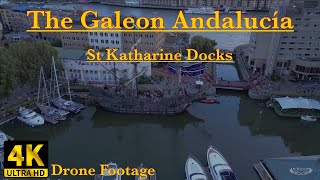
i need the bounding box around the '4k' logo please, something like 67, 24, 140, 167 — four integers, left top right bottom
4, 141, 48, 178
8, 144, 45, 167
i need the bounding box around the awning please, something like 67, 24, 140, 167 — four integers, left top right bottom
274, 97, 320, 110
262, 156, 320, 180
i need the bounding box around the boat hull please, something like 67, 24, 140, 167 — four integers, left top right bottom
185, 154, 208, 180
301, 116, 317, 122
98, 100, 190, 115
207, 146, 238, 180
17, 116, 44, 126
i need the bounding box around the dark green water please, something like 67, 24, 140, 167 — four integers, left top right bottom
2, 91, 320, 180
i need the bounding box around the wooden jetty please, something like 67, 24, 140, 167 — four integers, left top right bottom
0, 105, 38, 126
0, 114, 16, 126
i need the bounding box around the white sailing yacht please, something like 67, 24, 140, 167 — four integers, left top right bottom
37, 66, 68, 121
50, 56, 84, 113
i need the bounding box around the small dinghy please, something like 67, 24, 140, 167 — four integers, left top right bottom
185, 154, 209, 180
301, 115, 317, 122
200, 98, 220, 104
135, 163, 157, 180
100, 162, 122, 180
207, 145, 238, 180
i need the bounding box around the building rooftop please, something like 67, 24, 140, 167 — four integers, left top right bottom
55, 47, 86, 60
11, 3, 44, 12
262, 156, 320, 180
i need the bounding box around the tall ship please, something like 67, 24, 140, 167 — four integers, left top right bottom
93, 62, 208, 115
184, 6, 215, 15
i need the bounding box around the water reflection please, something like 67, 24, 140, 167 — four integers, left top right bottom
91, 107, 202, 129
2, 93, 320, 180
238, 95, 320, 155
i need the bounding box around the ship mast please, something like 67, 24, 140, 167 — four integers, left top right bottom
51, 56, 62, 102
37, 67, 50, 105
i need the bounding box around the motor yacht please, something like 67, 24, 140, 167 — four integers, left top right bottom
185, 154, 209, 180
207, 146, 238, 180
0, 131, 8, 148
100, 162, 122, 180
135, 163, 157, 180
17, 107, 44, 127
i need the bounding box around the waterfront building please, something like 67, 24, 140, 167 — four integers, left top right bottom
57, 48, 151, 84
122, 31, 165, 53
4, 32, 33, 43
32, 9, 75, 43
212, 0, 271, 10
101, 0, 126, 5
61, 16, 90, 49
248, 0, 320, 80
89, 31, 122, 51
0, 3, 41, 32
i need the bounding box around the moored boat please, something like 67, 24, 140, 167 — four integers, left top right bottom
135, 163, 157, 180
52, 98, 82, 114
0, 131, 8, 148
37, 103, 66, 121
17, 107, 44, 127
207, 145, 238, 180
101, 162, 121, 180
301, 115, 317, 122
200, 97, 220, 104
185, 154, 209, 180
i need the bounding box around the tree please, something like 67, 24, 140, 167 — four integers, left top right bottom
187, 35, 217, 54
83, 44, 93, 51
51, 39, 62, 47
98, 47, 106, 52
6, 41, 60, 86
0, 48, 17, 97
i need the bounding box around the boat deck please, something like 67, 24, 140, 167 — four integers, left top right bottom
39, 115, 58, 124
0, 131, 14, 141
253, 163, 271, 180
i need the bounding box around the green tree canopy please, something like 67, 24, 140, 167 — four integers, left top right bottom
0, 49, 17, 97
8, 41, 60, 85
187, 35, 217, 54
0, 41, 61, 97
83, 44, 93, 51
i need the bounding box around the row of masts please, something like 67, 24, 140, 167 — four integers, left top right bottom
36, 57, 84, 123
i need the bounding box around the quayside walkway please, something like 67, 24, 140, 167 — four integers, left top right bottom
204, 73, 266, 91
